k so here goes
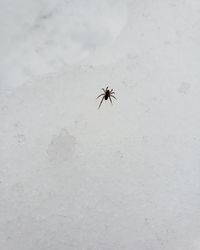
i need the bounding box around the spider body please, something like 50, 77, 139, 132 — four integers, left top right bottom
96, 86, 116, 109
104, 90, 110, 100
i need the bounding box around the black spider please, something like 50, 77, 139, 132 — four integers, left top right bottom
96, 86, 117, 109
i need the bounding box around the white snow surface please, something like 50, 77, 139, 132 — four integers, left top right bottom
1, 0, 200, 249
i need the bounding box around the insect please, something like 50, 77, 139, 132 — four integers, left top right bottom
96, 86, 117, 109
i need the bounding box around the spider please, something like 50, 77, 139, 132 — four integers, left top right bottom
96, 86, 117, 109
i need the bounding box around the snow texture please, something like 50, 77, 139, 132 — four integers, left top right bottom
1, 0, 200, 249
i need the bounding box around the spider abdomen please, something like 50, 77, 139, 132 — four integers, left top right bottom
105, 90, 110, 100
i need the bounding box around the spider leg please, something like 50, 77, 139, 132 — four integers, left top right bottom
106, 86, 108, 90
110, 89, 113, 93
110, 91, 115, 94
109, 96, 113, 104
98, 96, 105, 109
110, 95, 117, 99
102, 88, 106, 93
96, 93, 104, 99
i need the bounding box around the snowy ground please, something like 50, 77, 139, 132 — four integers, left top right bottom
1, 0, 200, 249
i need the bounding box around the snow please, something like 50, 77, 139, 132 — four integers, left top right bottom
1, 0, 200, 249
